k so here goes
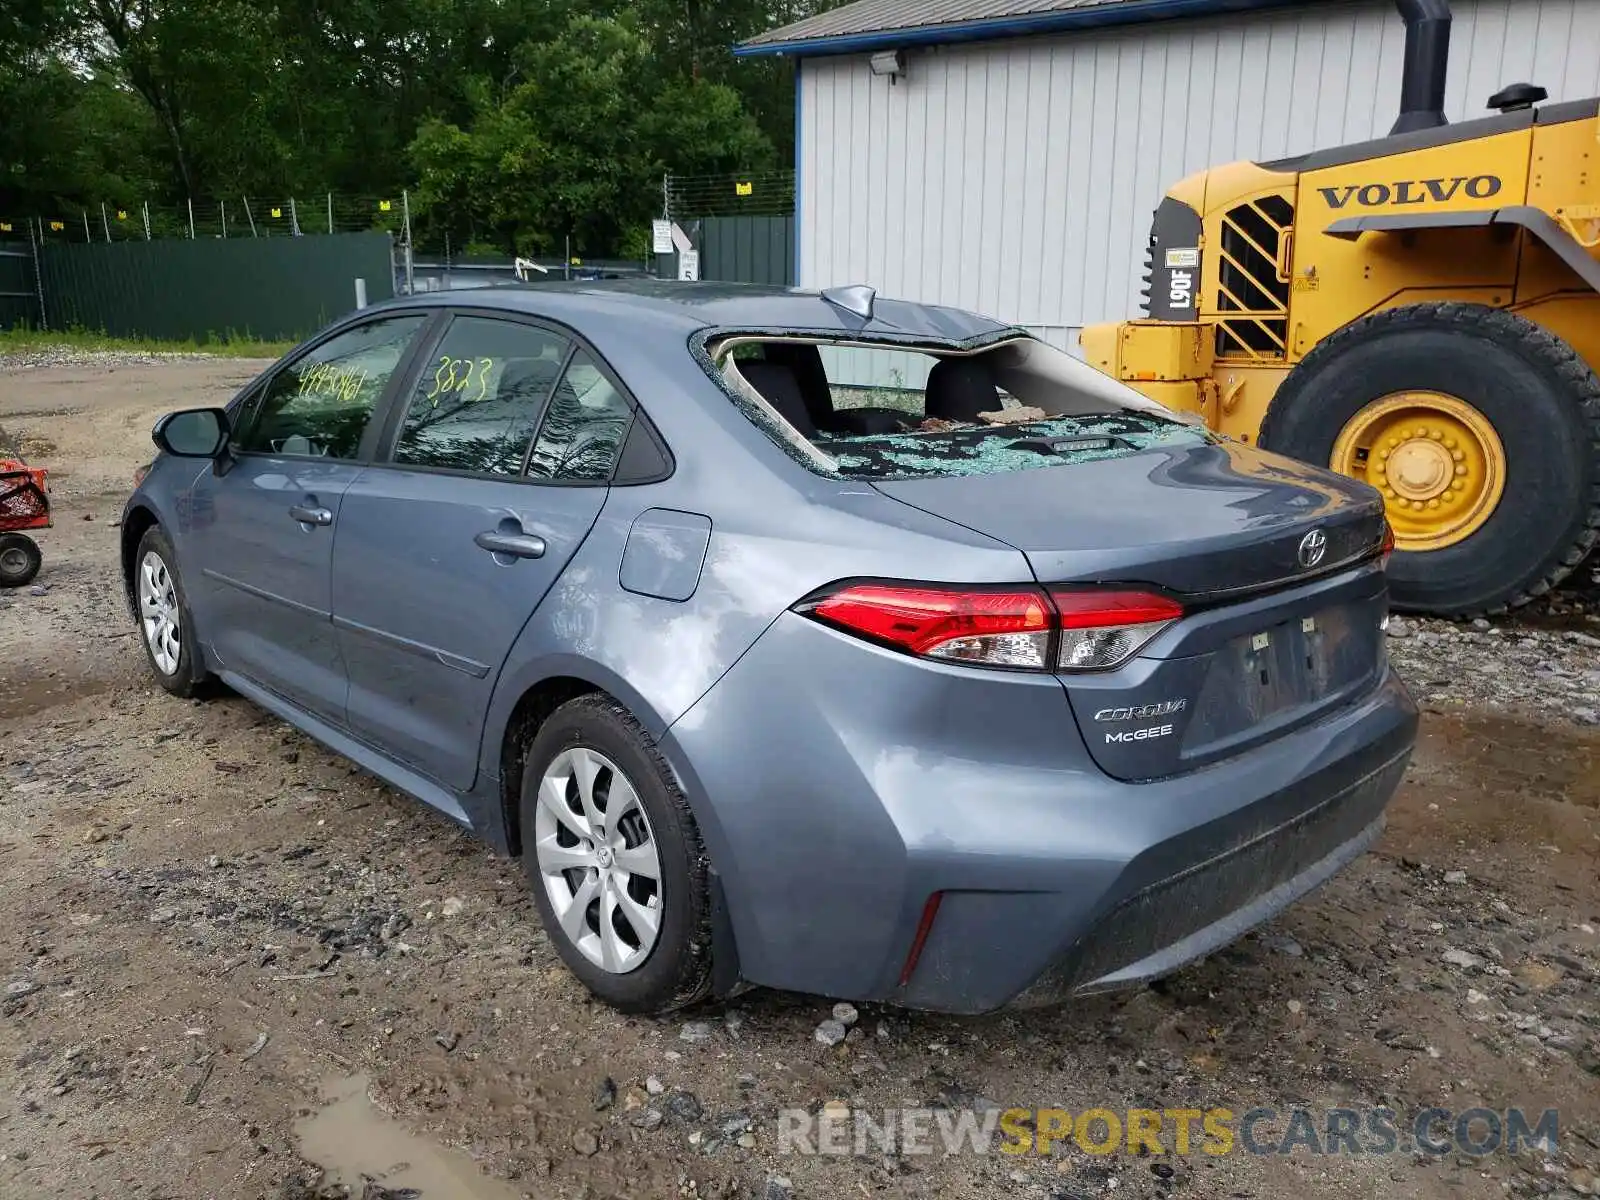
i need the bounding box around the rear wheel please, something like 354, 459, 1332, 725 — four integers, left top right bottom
520, 694, 714, 1014
1259, 302, 1600, 617
0, 533, 42, 588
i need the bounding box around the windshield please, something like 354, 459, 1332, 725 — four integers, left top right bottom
705, 333, 1212, 481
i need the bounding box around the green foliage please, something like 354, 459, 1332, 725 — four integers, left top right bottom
411, 13, 776, 255
0, 0, 852, 255
0, 325, 294, 358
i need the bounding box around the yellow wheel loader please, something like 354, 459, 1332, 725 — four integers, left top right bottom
1080, 0, 1600, 618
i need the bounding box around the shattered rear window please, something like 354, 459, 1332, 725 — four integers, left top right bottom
704, 332, 1214, 480
814, 412, 1208, 480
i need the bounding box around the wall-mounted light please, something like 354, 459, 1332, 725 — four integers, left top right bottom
869, 49, 906, 81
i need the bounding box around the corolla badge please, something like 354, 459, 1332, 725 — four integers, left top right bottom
1298, 528, 1328, 569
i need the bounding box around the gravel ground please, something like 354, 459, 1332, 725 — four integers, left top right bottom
1, 354, 1598, 1200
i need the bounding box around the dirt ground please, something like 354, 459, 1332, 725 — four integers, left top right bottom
1, 355, 1597, 1200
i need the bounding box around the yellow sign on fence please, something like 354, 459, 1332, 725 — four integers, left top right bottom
735, 181, 754, 196
270, 207, 282, 219
49, 220, 64, 231
379, 200, 392, 212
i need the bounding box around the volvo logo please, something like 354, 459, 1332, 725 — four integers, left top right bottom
1298, 529, 1328, 569
1318, 174, 1503, 210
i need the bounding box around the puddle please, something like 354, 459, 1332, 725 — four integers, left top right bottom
293, 1074, 525, 1200
1421, 710, 1600, 809
0, 672, 122, 722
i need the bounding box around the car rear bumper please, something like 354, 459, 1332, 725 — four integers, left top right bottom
663, 610, 1418, 1015
1005, 748, 1404, 1007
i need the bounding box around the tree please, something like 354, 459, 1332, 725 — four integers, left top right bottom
0, 0, 853, 254
409, 13, 773, 256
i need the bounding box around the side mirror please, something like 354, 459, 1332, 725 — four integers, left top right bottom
153, 408, 230, 458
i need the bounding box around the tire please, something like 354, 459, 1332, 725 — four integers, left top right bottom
0, 533, 42, 588
1258, 302, 1600, 617
520, 694, 714, 1014
133, 525, 211, 697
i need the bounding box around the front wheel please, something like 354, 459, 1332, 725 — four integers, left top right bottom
520, 694, 714, 1014
1259, 303, 1600, 617
134, 526, 211, 697
0, 533, 42, 588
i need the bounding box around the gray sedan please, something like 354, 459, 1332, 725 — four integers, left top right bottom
121, 281, 1417, 1014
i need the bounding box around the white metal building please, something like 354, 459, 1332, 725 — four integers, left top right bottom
738, 0, 1600, 359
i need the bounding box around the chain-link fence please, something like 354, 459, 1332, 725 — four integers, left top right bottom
666, 170, 796, 220
0, 193, 413, 247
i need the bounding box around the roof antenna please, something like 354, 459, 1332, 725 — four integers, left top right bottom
821, 283, 876, 320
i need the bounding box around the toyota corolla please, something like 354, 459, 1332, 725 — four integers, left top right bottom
121, 281, 1417, 1015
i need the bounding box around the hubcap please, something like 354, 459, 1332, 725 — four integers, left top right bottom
0, 546, 27, 575
533, 747, 662, 974
138, 550, 182, 676
1330, 391, 1506, 552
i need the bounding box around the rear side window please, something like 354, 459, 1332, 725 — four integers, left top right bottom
526, 348, 633, 482
711, 335, 1211, 481
393, 317, 572, 476
235, 315, 427, 459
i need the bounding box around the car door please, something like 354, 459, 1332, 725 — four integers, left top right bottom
184, 312, 433, 724
331, 312, 635, 790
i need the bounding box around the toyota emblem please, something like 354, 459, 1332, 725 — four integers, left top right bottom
1298, 529, 1328, 569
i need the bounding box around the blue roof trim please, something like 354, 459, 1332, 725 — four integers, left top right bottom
735, 0, 1307, 58
793, 57, 803, 284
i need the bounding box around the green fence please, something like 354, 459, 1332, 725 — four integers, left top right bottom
697, 215, 794, 286
26, 231, 395, 342
0, 244, 39, 330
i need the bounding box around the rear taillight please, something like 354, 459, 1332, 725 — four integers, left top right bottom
797, 582, 1182, 673
803, 583, 1054, 669
1051, 588, 1184, 671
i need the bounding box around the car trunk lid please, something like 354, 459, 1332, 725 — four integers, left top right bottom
872, 437, 1391, 780
870, 437, 1385, 598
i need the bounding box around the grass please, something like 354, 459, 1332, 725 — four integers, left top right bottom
0, 326, 294, 359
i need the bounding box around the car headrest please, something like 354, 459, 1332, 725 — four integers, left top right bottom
737, 361, 818, 439
924, 356, 999, 423
498, 358, 561, 402
760, 342, 834, 427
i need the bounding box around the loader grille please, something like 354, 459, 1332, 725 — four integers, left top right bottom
1216, 195, 1294, 360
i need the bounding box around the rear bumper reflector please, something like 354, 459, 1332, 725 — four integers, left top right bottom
898, 892, 944, 986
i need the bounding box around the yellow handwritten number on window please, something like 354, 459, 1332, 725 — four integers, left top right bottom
425, 356, 495, 405
296, 361, 369, 404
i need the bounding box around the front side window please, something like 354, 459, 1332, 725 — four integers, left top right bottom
526, 348, 633, 482
235, 315, 427, 459
393, 317, 573, 475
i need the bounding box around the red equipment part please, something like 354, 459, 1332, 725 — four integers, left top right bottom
0, 457, 51, 533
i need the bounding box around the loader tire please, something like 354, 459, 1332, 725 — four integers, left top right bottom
1258, 302, 1600, 618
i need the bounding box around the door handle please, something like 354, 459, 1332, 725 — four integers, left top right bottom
475, 530, 547, 559
289, 504, 333, 526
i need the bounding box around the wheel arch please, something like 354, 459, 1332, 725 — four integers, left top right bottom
487, 656, 683, 856
495, 674, 604, 858
120, 503, 162, 619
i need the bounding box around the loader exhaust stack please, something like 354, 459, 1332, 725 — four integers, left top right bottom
1391, 0, 1452, 135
